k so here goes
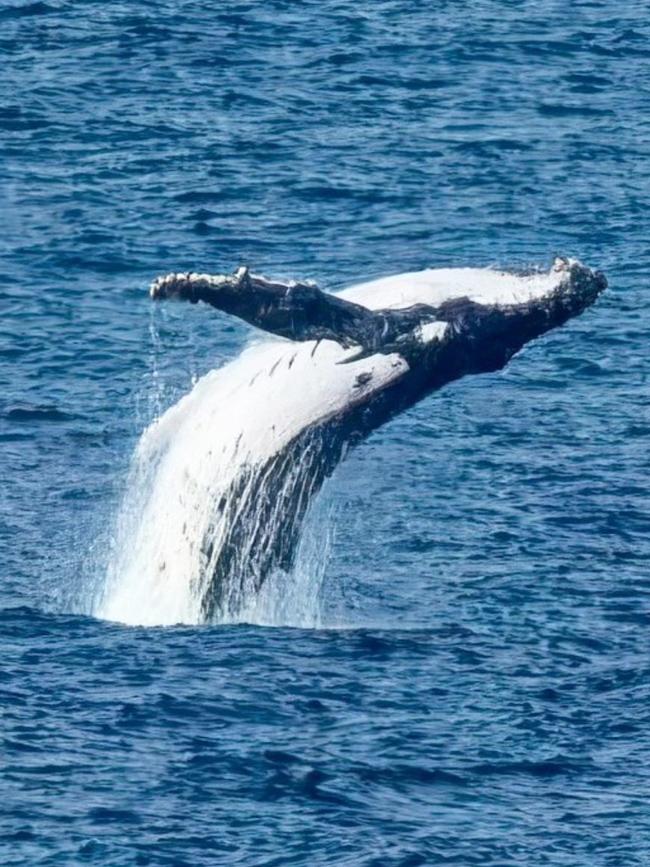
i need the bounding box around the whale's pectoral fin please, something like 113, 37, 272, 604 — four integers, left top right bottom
149, 258, 607, 362
150, 266, 381, 348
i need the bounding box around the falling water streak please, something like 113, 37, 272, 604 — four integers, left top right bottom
234, 489, 338, 628
200, 439, 338, 627
186, 312, 200, 389
61, 317, 169, 620
80, 314, 175, 621
148, 306, 165, 423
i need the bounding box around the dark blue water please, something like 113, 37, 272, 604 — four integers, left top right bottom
2, 1, 650, 863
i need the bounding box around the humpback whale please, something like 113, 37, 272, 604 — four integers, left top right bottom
111, 257, 606, 624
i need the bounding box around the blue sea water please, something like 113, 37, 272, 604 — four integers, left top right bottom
2, 0, 650, 863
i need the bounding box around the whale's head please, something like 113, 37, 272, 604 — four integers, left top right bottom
437, 257, 607, 372
419, 257, 607, 376
547, 256, 607, 312
336, 256, 606, 374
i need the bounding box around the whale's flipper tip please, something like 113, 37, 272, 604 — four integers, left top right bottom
149, 266, 255, 303
149, 272, 194, 301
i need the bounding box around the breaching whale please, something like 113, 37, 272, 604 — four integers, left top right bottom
102, 257, 605, 626
134, 256, 606, 624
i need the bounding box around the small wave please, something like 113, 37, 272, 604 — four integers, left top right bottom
537, 102, 614, 118
0, 2, 55, 20
5, 405, 78, 423
470, 755, 590, 778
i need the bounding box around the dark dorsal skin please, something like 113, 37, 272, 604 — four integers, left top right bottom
150, 260, 606, 621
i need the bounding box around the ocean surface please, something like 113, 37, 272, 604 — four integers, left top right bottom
2, 1, 649, 864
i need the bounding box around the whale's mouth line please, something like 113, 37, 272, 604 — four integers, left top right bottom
97, 257, 606, 628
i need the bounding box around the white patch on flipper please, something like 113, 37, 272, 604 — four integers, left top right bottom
416, 321, 449, 344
